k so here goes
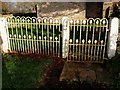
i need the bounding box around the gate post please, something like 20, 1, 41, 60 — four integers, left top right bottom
62, 17, 70, 58
107, 17, 119, 59
0, 18, 10, 53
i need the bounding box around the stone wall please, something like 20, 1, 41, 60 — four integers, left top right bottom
37, 2, 86, 19
2, 2, 36, 14
2, 2, 86, 19
103, 2, 113, 18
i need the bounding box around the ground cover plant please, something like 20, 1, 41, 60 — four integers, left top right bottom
2, 53, 120, 89
2, 53, 52, 88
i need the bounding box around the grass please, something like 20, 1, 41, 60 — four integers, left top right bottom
2, 53, 120, 89
2, 53, 52, 88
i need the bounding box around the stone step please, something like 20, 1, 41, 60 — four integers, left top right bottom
60, 62, 96, 82
60, 61, 112, 84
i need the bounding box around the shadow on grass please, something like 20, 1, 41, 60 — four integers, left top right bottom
2, 53, 52, 88
2, 53, 120, 89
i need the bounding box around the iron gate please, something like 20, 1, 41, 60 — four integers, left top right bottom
66, 18, 108, 63
6, 17, 109, 63
7, 16, 61, 57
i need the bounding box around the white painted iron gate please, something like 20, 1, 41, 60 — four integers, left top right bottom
1, 16, 118, 63
64, 18, 109, 63
7, 17, 61, 57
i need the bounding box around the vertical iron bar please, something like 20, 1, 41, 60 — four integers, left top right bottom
70, 39, 72, 60
29, 35, 31, 53
15, 19, 18, 51
76, 39, 78, 60
44, 36, 47, 55
93, 40, 97, 61
30, 19, 33, 53
49, 21, 52, 55
36, 19, 39, 53
55, 37, 58, 56
34, 20, 37, 53
58, 20, 60, 57
76, 44, 77, 61
100, 40, 104, 60
34, 36, 36, 53
47, 20, 49, 55
19, 23, 21, 52
33, 35, 34, 53
102, 25, 108, 61
88, 20, 92, 60
90, 20, 95, 61
50, 37, 52, 55
39, 36, 41, 54
26, 19, 29, 53
38, 20, 41, 54
76, 20, 79, 60
17, 20, 20, 51
53, 21, 55, 56
12, 19, 16, 51
44, 20, 47, 55
70, 21, 72, 60
20, 36, 22, 52
95, 20, 100, 61
85, 20, 88, 61
24, 35, 26, 53
10, 21, 13, 51
55, 20, 58, 56
22, 20, 24, 52
88, 22, 92, 61
9, 35, 12, 51
97, 23, 102, 61
79, 20, 82, 61
42, 19, 44, 54
82, 39, 85, 61
25, 19, 27, 52
73, 20, 75, 61
88, 40, 91, 61
93, 21, 99, 61
17, 35, 20, 52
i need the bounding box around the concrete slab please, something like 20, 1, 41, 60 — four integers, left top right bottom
60, 61, 112, 84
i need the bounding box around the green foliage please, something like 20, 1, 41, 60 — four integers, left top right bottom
111, 4, 120, 18
8, 24, 60, 38
2, 54, 52, 88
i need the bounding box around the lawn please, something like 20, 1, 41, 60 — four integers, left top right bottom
2, 53, 53, 88
2, 53, 120, 89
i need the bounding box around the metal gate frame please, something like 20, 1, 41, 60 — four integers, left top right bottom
62, 18, 109, 63
0, 17, 119, 63
6, 16, 61, 57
